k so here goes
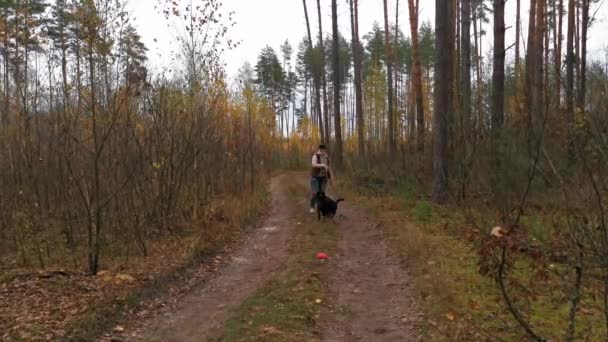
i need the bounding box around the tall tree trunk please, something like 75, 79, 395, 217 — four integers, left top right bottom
331, 0, 342, 166
394, 0, 400, 148
302, 0, 325, 143
566, 0, 575, 161
57, 2, 70, 109
452, 0, 460, 153
407, 0, 425, 152
458, 0, 472, 200
578, 0, 589, 110
76, 39, 82, 113
316, 0, 330, 142
515, 0, 521, 74
558, 0, 564, 97
61, 46, 68, 108
408, 76, 415, 151
303, 76, 308, 124
384, 0, 395, 156
533, 0, 546, 128
525, 0, 537, 133
461, 0, 472, 139
491, 0, 506, 125
553, 0, 564, 108
474, 3, 484, 138
575, 1, 581, 96
87, 27, 101, 275
492, 0, 505, 192
2, 9, 9, 126
545, 1, 550, 109
433, 0, 454, 204
350, 0, 364, 157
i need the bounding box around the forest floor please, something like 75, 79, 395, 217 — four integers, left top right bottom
1, 180, 267, 341
5, 170, 605, 341
102, 172, 423, 341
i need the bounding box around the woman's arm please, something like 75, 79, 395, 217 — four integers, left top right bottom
312, 154, 326, 169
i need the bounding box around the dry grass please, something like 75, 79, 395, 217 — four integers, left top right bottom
342, 176, 607, 341
1, 187, 269, 341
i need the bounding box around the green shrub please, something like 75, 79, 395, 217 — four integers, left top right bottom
395, 176, 419, 203
351, 169, 386, 194
413, 201, 433, 224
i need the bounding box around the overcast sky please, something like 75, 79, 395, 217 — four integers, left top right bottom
127, 0, 608, 80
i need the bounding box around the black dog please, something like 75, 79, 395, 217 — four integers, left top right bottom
316, 192, 344, 220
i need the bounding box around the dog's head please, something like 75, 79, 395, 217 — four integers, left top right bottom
316, 192, 327, 200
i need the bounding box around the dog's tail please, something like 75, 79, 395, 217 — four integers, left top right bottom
336, 198, 345, 204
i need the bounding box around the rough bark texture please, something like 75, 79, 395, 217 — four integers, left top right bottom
567, 0, 575, 160
533, 0, 545, 129
492, 0, 505, 134
458, 0, 472, 200
526, 0, 537, 132
432, 0, 453, 204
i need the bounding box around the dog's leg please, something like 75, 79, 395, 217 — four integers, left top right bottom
316, 191, 322, 221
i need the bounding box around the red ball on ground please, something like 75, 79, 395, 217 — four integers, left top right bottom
316, 252, 329, 260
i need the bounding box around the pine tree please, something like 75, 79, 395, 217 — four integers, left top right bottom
118, 25, 148, 89
255, 46, 286, 112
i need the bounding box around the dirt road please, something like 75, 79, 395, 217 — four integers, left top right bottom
115, 173, 421, 341
320, 200, 421, 341
121, 174, 293, 341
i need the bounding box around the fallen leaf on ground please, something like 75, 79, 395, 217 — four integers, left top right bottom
491, 226, 506, 238
115, 274, 135, 283
261, 326, 280, 334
